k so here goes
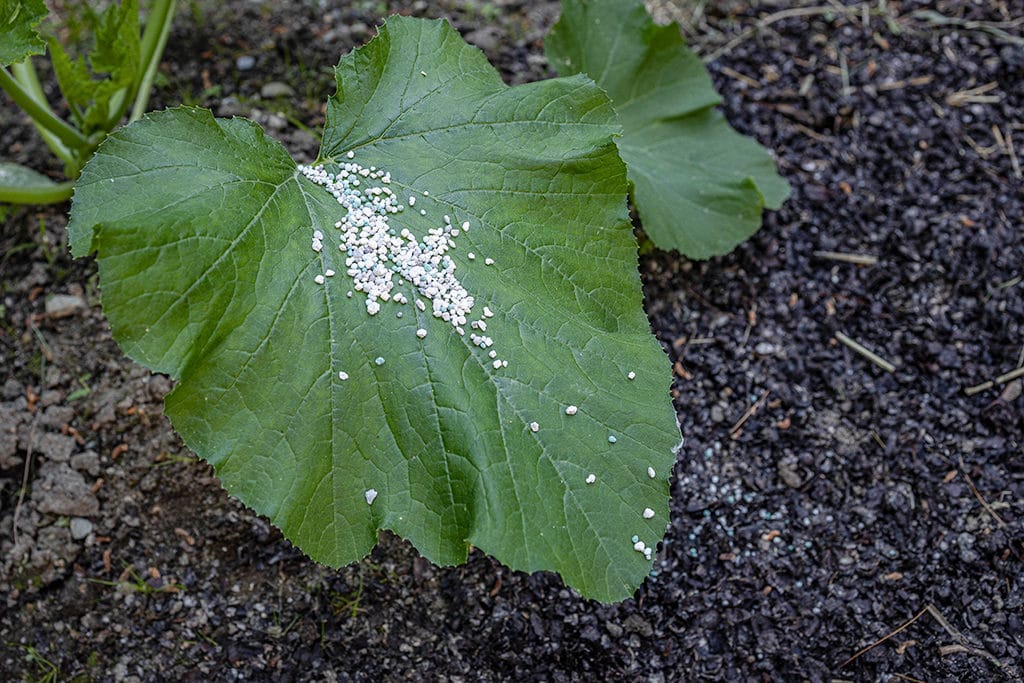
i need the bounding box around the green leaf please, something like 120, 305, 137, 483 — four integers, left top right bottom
49, 0, 139, 133
68, 16, 681, 602
0, 0, 46, 65
0, 161, 57, 189
546, 0, 790, 259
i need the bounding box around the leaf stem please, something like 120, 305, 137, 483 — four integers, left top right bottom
0, 179, 75, 205
130, 0, 177, 122
1, 64, 87, 156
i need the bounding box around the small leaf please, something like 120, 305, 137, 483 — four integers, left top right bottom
0, 0, 47, 65
0, 161, 60, 189
69, 17, 681, 602
546, 0, 790, 258
48, 0, 139, 133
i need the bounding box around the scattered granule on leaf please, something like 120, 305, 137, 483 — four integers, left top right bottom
298, 159, 513, 373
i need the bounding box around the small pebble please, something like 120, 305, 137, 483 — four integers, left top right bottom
608, 435, 617, 443
416, 328, 427, 339
314, 275, 325, 285
627, 371, 636, 380
325, 269, 336, 277
44, 294, 85, 318
529, 421, 539, 432
365, 489, 378, 505
261, 81, 295, 98
565, 405, 578, 415
70, 517, 93, 540
468, 253, 476, 260
634, 541, 646, 552
374, 357, 385, 366
585, 474, 596, 484
643, 508, 655, 519
339, 371, 349, 380
484, 258, 494, 265
647, 466, 656, 478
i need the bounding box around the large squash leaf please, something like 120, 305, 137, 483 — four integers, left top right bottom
0, 0, 47, 65
546, 0, 790, 259
68, 16, 681, 602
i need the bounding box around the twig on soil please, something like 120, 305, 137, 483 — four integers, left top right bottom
841, 605, 930, 667
958, 456, 1009, 529
927, 604, 1023, 680
792, 123, 832, 142
12, 412, 40, 547
838, 51, 851, 98
813, 250, 878, 265
945, 82, 1001, 107
718, 66, 760, 88
964, 134, 998, 158
729, 389, 770, 435
964, 364, 1024, 395
701, 3, 875, 63
910, 9, 1024, 46
893, 673, 927, 683
1005, 127, 1021, 179
876, 75, 934, 92
843, 604, 1021, 679
835, 331, 896, 373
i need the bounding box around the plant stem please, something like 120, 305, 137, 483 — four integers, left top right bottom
0, 65, 88, 153
130, 0, 177, 122
0, 180, 75, 205
13, 58, 85, 175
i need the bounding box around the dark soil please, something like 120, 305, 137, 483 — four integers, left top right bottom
2, 1, 1022, 681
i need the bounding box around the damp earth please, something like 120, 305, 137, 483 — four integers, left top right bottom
2, 1, 1021, 680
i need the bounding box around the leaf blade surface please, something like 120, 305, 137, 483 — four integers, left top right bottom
0, 0, 47, 65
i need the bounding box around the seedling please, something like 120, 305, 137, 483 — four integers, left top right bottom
0, 0, 177, 204
61, 2, 788, 602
